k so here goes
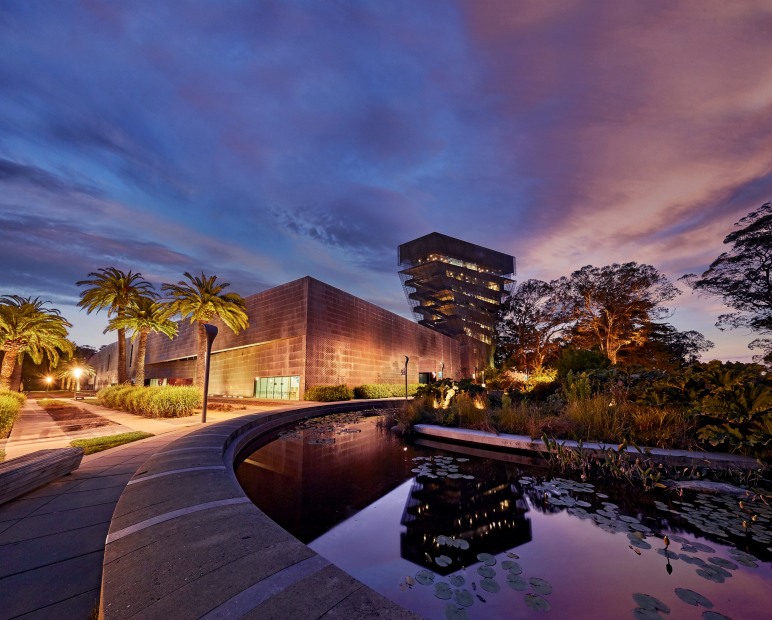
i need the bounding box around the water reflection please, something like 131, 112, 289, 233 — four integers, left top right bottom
237, 413, 771, 620
401, 459, 532, 574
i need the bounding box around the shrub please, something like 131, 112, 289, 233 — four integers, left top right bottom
494, 399, 541, 436
394, 396, 434, 434
564, 394, 626, 442
97, 385, 201, 417
0, 390, 26, 406
0, 392, 23, 436
303, 384, 354, 402
453, 392, 494, 432
353, 383, 420, 399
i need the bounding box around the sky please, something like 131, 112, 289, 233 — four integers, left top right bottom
1, 0, 771, 362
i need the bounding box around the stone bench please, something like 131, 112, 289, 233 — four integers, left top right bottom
0, 447, 84, 505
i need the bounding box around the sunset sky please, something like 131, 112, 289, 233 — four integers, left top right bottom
2, 1, 771, 361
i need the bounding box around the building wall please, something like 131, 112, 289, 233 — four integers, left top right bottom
304, 278, 459, 388
89, 276, 460, 398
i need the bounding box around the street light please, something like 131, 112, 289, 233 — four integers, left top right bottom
45, 376, 53, 392
73, 367, 83, 400
201, 324, 218, 423
404, 356, 409, 400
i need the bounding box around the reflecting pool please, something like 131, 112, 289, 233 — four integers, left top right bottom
236, 413, 772, 620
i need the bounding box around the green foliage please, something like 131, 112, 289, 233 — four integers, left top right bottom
452, 392, 493, 431
562, 371, 592, 403
555, 348, 610, 378
97, 385, 202, 417
352, 383, 420, 398
70, 431, 154, 454
0, 391, 24, 435
303, 384, 354, 401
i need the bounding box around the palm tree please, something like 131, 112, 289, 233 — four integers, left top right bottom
0, 296, 73, 391
106, 296, 178, 386
162, 272, 249, 386
77, 267, 155, 384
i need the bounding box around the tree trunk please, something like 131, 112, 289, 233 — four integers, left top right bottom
0, 343, 20, 391
10, 353, 23, 392
117, 327, 128, 384
195, 321, 207, 387
135, 331, 148, 387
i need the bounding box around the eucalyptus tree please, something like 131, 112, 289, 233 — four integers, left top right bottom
0, 296, 73, 391
162, 272, 248, 387
106, 296, 178, 386
682, 202, 772, 364
77, 267, 155, 383
558, 263, 681, 365
494, 279, 571, 372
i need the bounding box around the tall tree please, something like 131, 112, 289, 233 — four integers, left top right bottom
77, 267, 155, 383
162, 272, 248, 386
682, 202, 772, 363
0, 296, 73, 390
494, 279, 570, 371
618, 323, 714, 370
106, 297, 178, 386
558, 263, 681, 365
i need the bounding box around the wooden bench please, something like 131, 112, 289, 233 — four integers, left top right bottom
0, 447, 84, 505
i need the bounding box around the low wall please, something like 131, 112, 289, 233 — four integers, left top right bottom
100, 400, 418, 619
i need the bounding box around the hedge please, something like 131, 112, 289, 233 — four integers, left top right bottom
352, 383, 420, 399
0, 390, 25, 436
97, 385, 202, 418
303, 385, 354, 402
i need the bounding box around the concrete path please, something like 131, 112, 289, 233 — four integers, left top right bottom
0, 400, 321, 620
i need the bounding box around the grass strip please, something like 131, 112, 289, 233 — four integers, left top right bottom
70, 431, 154, 455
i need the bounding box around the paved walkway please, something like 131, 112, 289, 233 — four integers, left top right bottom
0, 398, 306, 620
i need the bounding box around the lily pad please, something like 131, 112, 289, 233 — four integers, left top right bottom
449, 574, 465, 587
529, 578, 553, 595
701, 612, 732, 620
502, 560, 522, 574
434, 582, 453, 600
708, 557, 738, 570
444, 603, 468, 620
633, 609, 664, 620
674, 588, 713, 608
506, 573, 528, 591
436, 555, 452, 568
415, 570, 435, 586
657, 549, 679, 560
477, 566, 495, 579
454, 589, 474, 607
524, 593, 551, 611
506, 552, 520, 559
632, 593, 670, 614
454, 538, 471, 550
477, 553, 496, 566
696, 567, 725, 583
480, 578, 500, 593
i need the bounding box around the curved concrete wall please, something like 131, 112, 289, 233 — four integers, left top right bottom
100, 401, 419, 619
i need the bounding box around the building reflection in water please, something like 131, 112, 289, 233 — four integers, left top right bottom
401, 469, 532, 574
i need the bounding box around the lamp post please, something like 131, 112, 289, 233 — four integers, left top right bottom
201, 324, 218, 423
45, 376, 52, 392
439, 362, 444, 380
404, 356, 409, 400
73, 367, 82, 400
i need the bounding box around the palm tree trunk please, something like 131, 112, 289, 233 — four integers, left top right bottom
117, 327, 128, 384
0, 343, 20, 391
10, 353, 23, 392
195, 321, 207, 387
136, 331, 148, 386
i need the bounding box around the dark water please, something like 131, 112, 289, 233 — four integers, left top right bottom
236, 414, 772, 620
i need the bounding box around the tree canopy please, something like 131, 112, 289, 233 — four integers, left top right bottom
77, 267, 156, 383
0, 296, 73, 390
162, 272, 248, 386
683, 202, 772, 363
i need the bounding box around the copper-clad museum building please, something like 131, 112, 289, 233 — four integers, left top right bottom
90, 235, 515, 400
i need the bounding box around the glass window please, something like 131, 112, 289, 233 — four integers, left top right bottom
254, 375, 300, 400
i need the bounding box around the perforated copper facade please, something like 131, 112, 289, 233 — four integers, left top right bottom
91, 276, 459, 398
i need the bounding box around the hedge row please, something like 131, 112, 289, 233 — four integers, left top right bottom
97, 385, 202, 418
304, 383, 420, 402
0, 390, 25, 436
